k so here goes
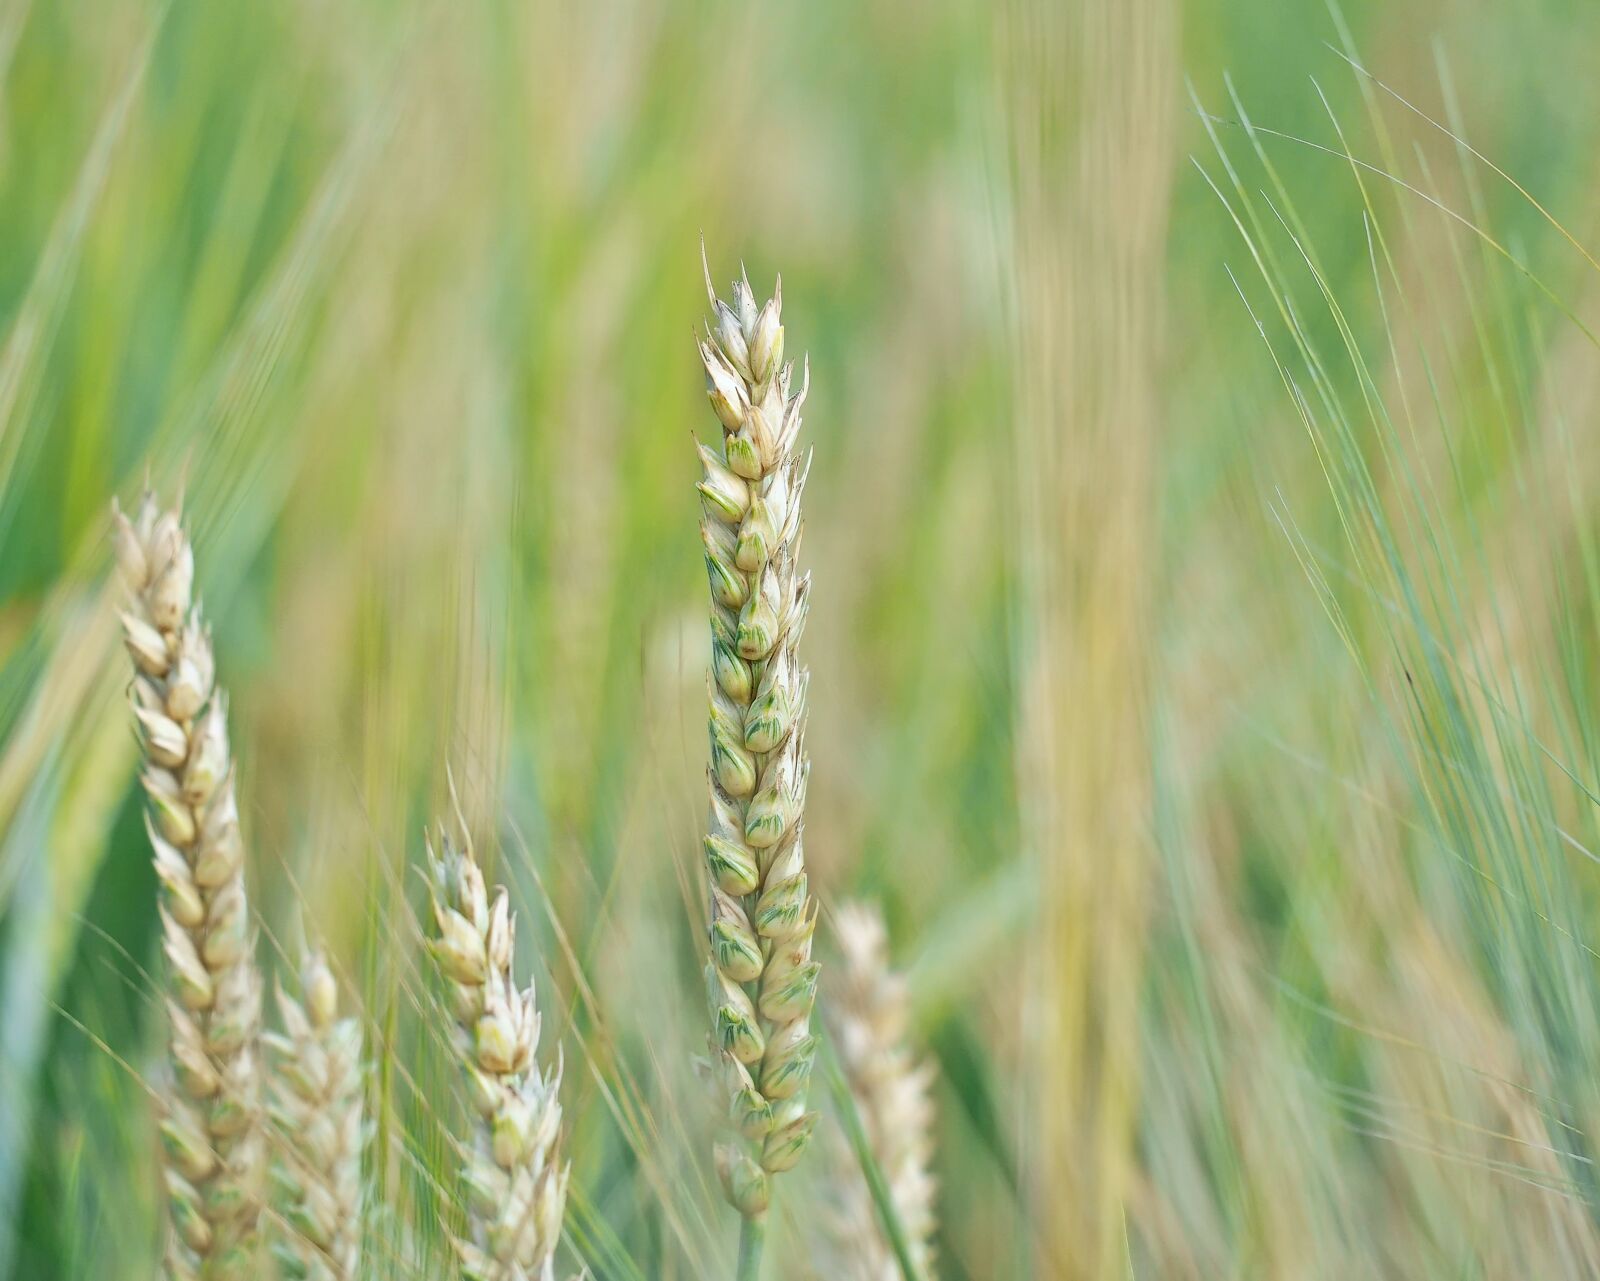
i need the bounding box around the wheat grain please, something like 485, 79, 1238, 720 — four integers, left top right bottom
112, 492, 264, 1279
425, 825, 568, 1281
825, 902, 937, 1281
265, 950, 364, 1280
694, 252, 819, 1251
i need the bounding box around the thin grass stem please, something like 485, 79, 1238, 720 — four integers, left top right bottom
735, 1214, 766, 1281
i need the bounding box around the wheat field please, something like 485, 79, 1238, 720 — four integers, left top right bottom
6, 0, 1600, 1277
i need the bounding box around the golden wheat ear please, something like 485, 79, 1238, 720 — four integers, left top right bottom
424, 823, 569, 1281
695, 251, 819, 1276
113, 493, 264, 1278
264, 949, 365, 1279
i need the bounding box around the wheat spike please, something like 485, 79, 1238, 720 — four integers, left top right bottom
826, 902, 938, 1281
695, 252, 819, 1236
265, 951, 364, 1280
112, 492, 264, 1278
425, 825, 569, 1281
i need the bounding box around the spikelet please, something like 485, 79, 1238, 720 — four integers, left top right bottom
695, 252, 819, 1224
425, 825, 569, 1281
825, 902, 938, 1280
265, 951, 364, 1280
112, 492, 264, 1279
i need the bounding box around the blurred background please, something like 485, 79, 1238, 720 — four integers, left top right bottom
5, 0, 1600, 1276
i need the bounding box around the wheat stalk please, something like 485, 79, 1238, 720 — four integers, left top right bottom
112, 492, 264, 1278
694, 252, 819, 1271
425, 824, 568, 1281
825, 902, 937, 1281
265, 950, 364, 1280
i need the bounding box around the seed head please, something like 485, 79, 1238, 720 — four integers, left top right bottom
693, 258, 820, 1220
425, 825, 568, 1278
823, 902, 940, 1280
113, 492, 264, 1276
265, 950, 365, 1279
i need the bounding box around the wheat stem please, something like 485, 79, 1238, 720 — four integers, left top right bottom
425, 823, 569, 1281
735, 1214, 766, 1281
112, 492, 264, 1279
695, 249, 819, 1224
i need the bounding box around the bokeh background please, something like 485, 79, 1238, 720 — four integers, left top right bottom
6, 0, 1600, 1276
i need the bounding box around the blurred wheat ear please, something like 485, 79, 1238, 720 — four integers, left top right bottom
425, 822, 569, 1280
823, 902, 938, 1281
112, 492, 265, 1278
694, 250, 821, 1277
264, 949, 364, 1280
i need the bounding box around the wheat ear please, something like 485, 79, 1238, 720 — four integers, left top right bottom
826, 902, 938, 1281
425, 825, 568, 1281
112, 493, 264, 1278
265, 950, 364, 1279
694, 253, 819, 1259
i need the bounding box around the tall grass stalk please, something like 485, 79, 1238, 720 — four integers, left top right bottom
1002, 0, 1176, 1273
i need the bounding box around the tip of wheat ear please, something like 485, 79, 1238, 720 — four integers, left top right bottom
113, 491, 265, 1279
425, 824, 569, 1280
696, 260, 820, 1219
264, 950, 365, 1280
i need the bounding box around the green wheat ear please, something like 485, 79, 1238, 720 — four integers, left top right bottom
113, 492, 265, 1279
694, 249, 819, 1274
